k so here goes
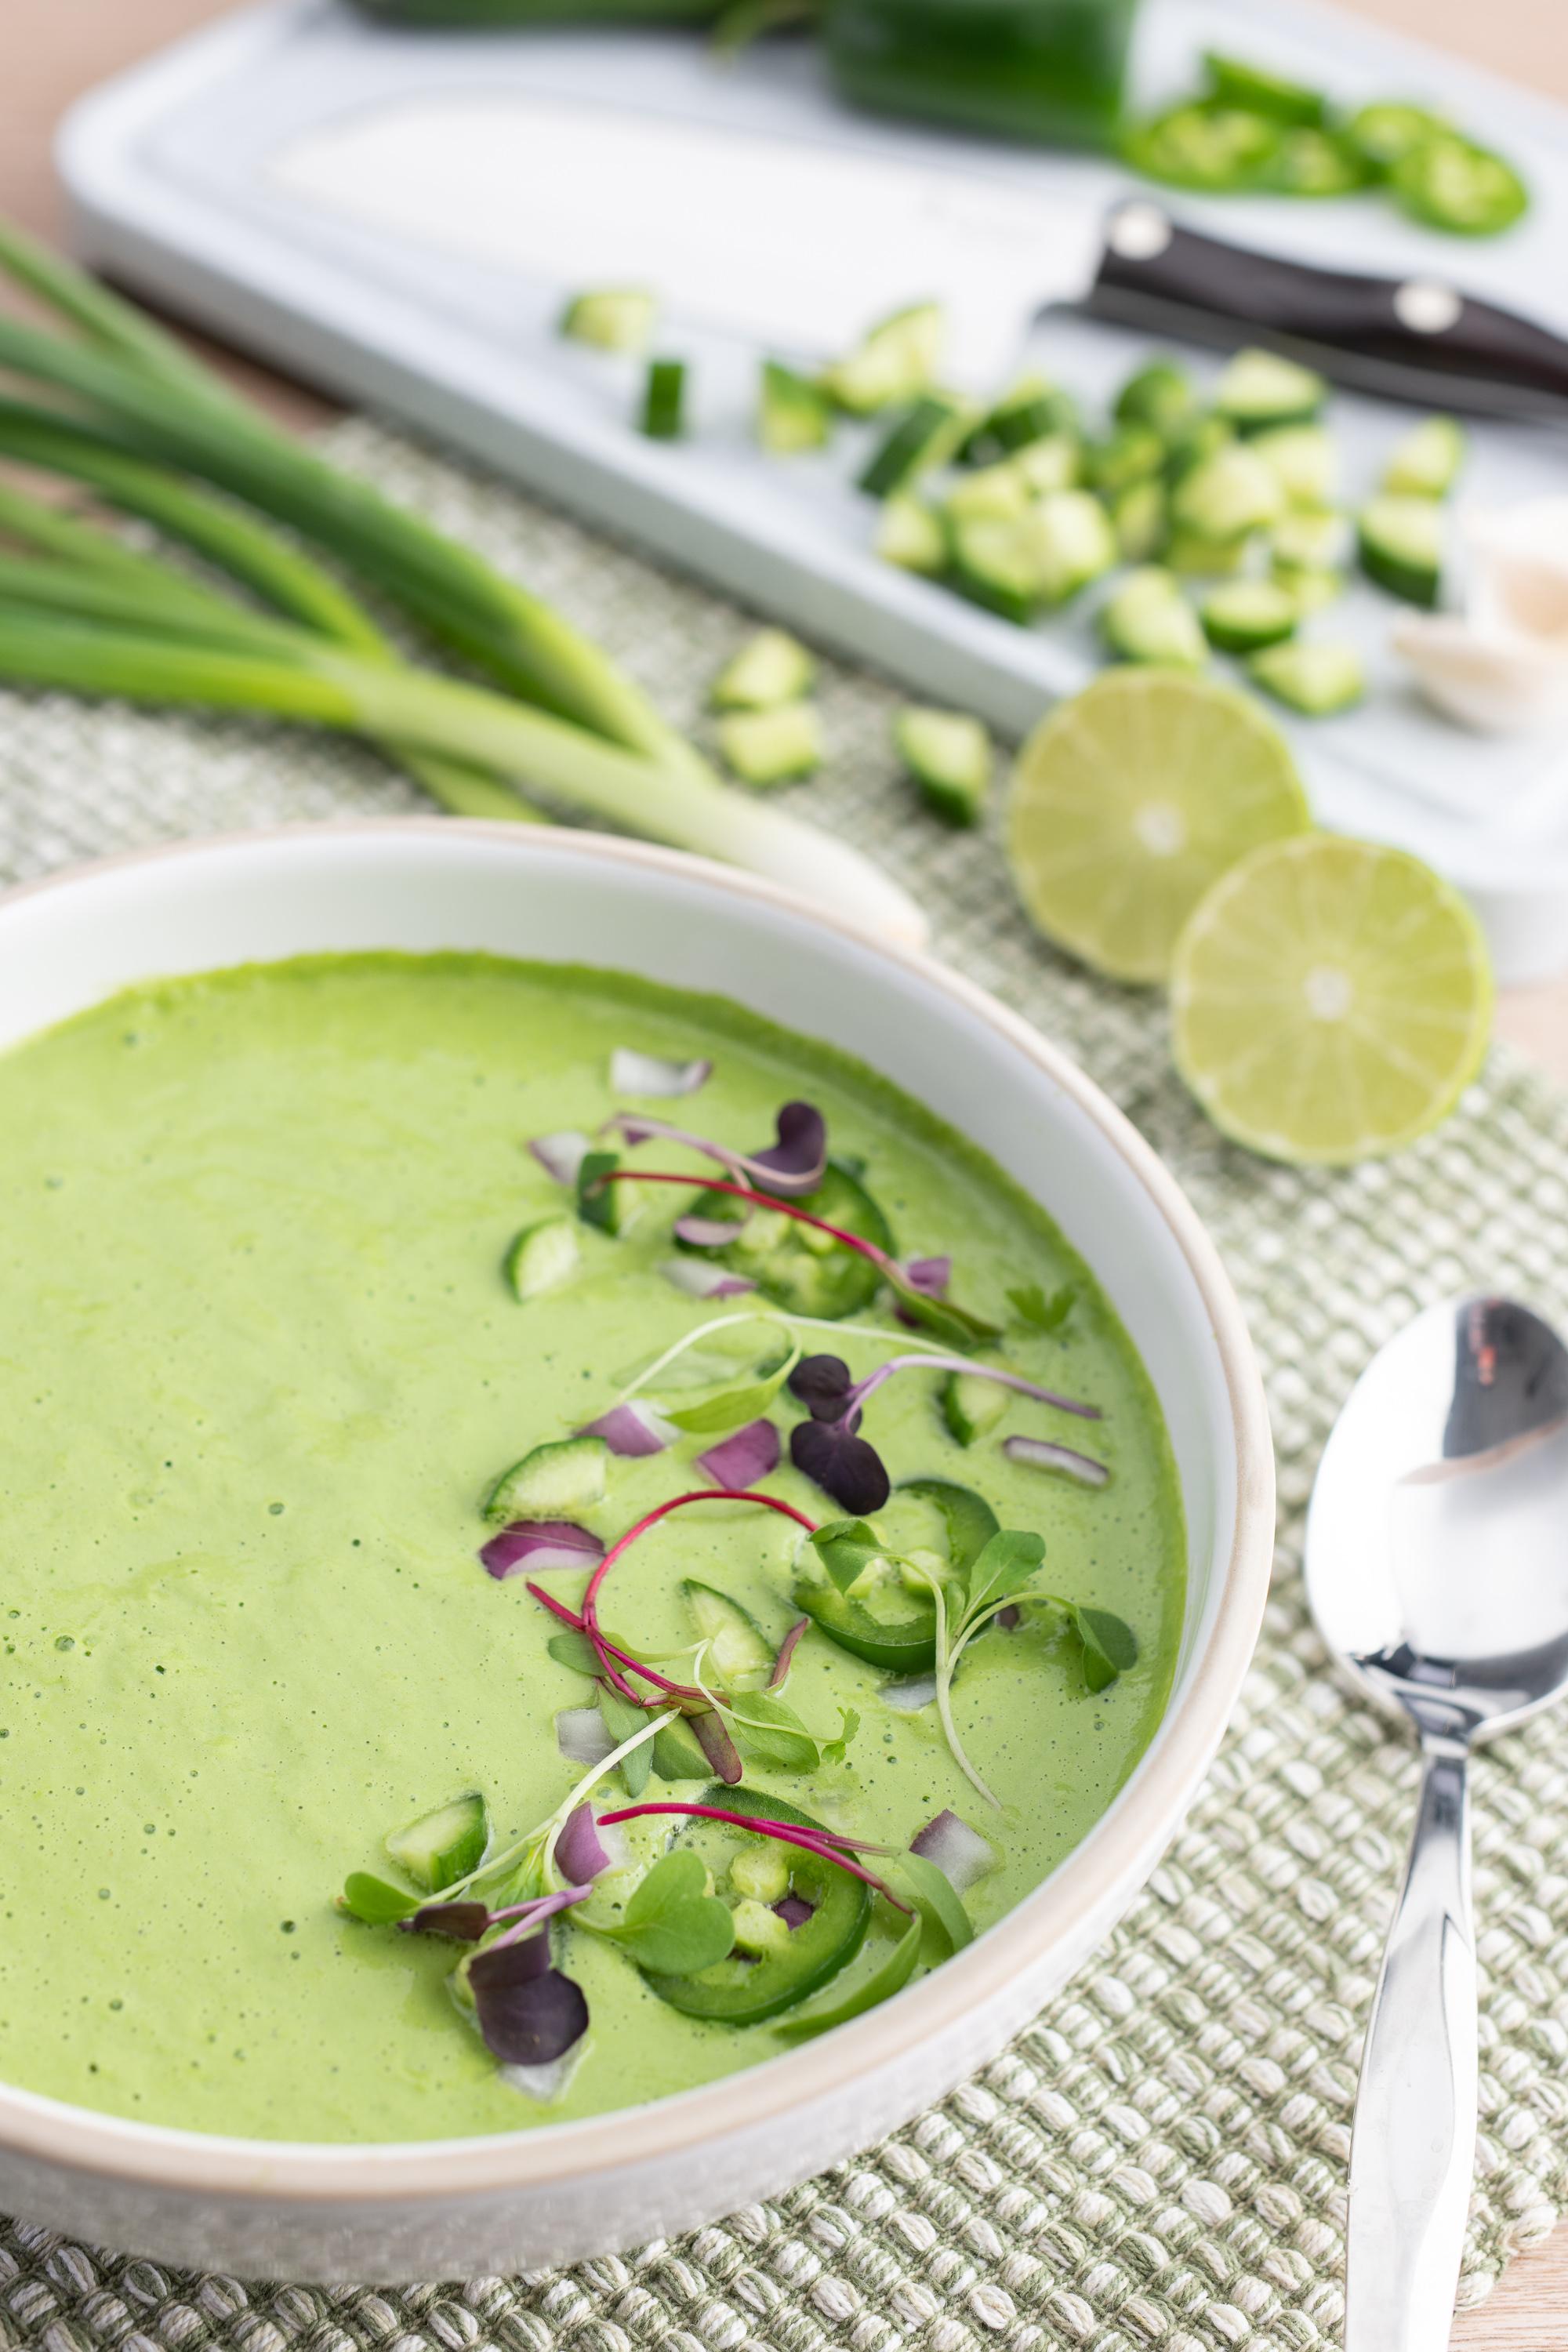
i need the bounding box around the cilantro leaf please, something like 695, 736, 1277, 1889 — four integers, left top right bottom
1007, 1281, 1076, 1335
608, 1850, 736, 1974
822, 1706, 859, 1766
809, 1518, 884, 1594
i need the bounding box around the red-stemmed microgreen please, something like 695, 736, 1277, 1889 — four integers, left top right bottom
600, 1100, 827, 1196
596, 1801, 913, 1914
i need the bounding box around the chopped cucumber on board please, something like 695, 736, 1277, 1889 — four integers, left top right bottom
641, 358, 687, 440
1101, 568, 1207, 669
559, 288, 656, 352
858, 391, 974, 498
894, 706, 993, 826
1272, 560, 1346, 616
758, 361, 834, 454
1113, 358, 1195, 437
1214, 349, 1327, 432
1382, 416, 1466, 499
1029, 492, 1118, 605
960, 374, 1078, 465
1085, 424, 1164, 496
943, 457, 1033, 524
710, 628, 815, 711
1250, 423, 1338, 508
1011, 433, 1084, 495
822, 301, 944, 415
1110, 477, 1169, 564
717, 703, 822, 785
1247, 640, 1366, 714
947, 514, 1040, 622
874, 492, 946, 574
1358, 495, 1445, 606
1172, 443, 1285, 539
386, 1794, 488, 1893
1200, 579, 1299, 654
1270, 508, 1352, 571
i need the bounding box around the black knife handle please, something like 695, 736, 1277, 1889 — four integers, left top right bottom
1089, 201, 1568, 416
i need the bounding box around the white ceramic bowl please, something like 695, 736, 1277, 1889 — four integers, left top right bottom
0, 822, 1273, 2282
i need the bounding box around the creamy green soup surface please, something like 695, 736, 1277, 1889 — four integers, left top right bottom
0, 953, 1183, 2142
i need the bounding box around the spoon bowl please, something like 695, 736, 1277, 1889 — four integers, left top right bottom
1305, 1294, 1568, 2352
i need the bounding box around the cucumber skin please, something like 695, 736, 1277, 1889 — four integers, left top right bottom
504, 1216, 579, 1301
710, 628, 815, 712
483, 1436, 610, 1524
681, 1579, 776, 1684
641, 359, 686, 441
1246, 642, 1365, 716
942, 1370, 1009, 1445
716, 705, 822, 786
894, 709, 992, 829
385, 1793, 488, 1894
1198, 584, 1298, 654
758, 361, 833, 455
1357, 501, 1443, 608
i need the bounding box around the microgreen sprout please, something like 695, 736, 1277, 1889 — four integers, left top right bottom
596, 1802, 913, 1913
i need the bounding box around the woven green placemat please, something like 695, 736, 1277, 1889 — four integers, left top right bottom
3, 419, 1568, 2350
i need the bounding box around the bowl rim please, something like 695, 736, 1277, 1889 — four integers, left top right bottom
0, 818, 1275, 2204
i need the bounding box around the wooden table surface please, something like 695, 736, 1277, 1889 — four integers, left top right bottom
3, 2, 1566, 2334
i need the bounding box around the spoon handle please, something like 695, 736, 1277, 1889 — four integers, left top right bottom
1345, 1733, 1477, 2352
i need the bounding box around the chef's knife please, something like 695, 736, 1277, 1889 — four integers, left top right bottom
276, 94, 1568, 417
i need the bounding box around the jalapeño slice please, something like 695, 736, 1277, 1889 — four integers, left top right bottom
791, 1478, 1000, 1674
677, 1156, 893, 1319
641, 1787, 871, 2024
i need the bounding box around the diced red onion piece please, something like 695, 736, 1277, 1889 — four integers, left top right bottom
556, 1706, 616, 1766
659, 1258, 758, 1301
479, 1519, 604, 1581
894, 1255, 951, 1329
769, 1615, 809, 1690
880, 1673, 938, 1713
556, 1803, 612, 1883
910, 1809, 999, 1894
610, 1049, 713, 1098
697, 1417, 780, 1492
693, 1710, 744, 1784
529, 1130, 591, 1187
994, 1604, 1020, 1631
1004, 1435, 1110, 1486
579, 1400, 679, 1457
774, 1894, 815, 1929
673, 1213, 747, 1248
501, 2052, 582, 2103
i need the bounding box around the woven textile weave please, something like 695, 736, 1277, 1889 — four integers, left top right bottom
2, 420, 1567, 2350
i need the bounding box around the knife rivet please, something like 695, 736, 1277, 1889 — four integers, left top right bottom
1105, 201, 1173, 263
1394, 279, 1462, 335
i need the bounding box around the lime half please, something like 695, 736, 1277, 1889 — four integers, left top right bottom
1171, 835, 1493, 1163
1007, 670, 1310, 983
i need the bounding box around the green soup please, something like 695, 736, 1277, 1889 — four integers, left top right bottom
0, 954, 1183, 2142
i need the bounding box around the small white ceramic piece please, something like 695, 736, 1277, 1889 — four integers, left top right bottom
1395, 499, 1568, 735
0, 822, 1273, 2283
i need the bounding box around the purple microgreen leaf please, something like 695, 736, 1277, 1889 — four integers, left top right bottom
658, 1256, 759, 1300
698, 1417, 782, 1492
555, 1803, 612, 1884
769, 1614, 810, 1688
909, 1809, 999, 1895
672, 1212, 750, 1247
339, 1872, 419, 1926
1007, 1280, 1076, 1335
774, 1913, 921, 2042
748, 1101, 828, 1196
468, 1947, 589, 2067
529, 1130, 591, 1188
692, 1709, 745, 1784
610, 1047, 713, 1098
401, 1900, 492, 1942
788, 1353, 856, 1421
894, 1255, 952, 1329
556, 1705, 618, 1766
884, 1270, 1002, 1348
791, 1417, 891, 1513
1003, 1435, 1110, 1485
601, 1849, 736, 1974
994, 1604, 1020, 1631
479, 1519, 604, 1581
580, 1400, 679, 1457
775, 1893, 815, 1929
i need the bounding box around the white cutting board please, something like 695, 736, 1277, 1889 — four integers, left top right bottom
57, 0, 1568, 978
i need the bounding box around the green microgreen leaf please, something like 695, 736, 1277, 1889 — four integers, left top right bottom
664, 1345, 800, 1434
958, 1529, 1045, 1629
547, 1630, 603, 1678
887, 1274, 1001, 1349
340, 1872, 419, 1926
1064, 1602, 1138, 1693
598, 1686, 654, 1795
894, 1850, 975, 1965
810, 1518, 885, 1594
775, 1912, 921, 2042
1007, 1281, 1076, 1335
721, 1687, 822, 1773
603, 1849, 737, 1973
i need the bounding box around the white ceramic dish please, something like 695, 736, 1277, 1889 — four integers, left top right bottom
0, 822, 1274, 2283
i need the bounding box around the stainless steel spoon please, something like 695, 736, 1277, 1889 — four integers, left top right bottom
1305, 1294, 1568, 2351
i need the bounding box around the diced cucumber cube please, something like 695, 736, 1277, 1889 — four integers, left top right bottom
731, 1843, 790, 1903
894, 707, 993, 828
1163, 413, 1234, 482
1214, 347, 1327, 431
640, 358, 686, 441
1011, 431, 1083, 495
1246, 640, 1365, 714
1271, 508, 1352, 570
858, 391, 974, 498
758, 361, 834, 454
944, 459, 1033, 524
1250, 423, 1339, 508
710, 628, 816, 712
1272, 559, 1345, 615
1100, 567, 1207, 668
1110, 477, 1169, 564
1199, 578, 1299, 653
1173, 444, 1285, 539
503, 1215, 579, 1301
385, 1793, 488, 1894
1382, 416, 1466, 499
875, 492, 946, 575
682, 1581, 776, 1687
1358, 495, 1445, 607
947, 514, 1040, 623
731, 1897, 792, 1956
717, 702, 822, 785
1167, 528, 1254, 578
559, 289, 655, 352
960, 372, 1078, 465
1026, 490, 1117, 605
484, 1436, 610, 1523
1086, 423, 1165, 496
1113, 358, 1196, 437
822, 301, 945, 415
942, 1370, 1011, 1446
